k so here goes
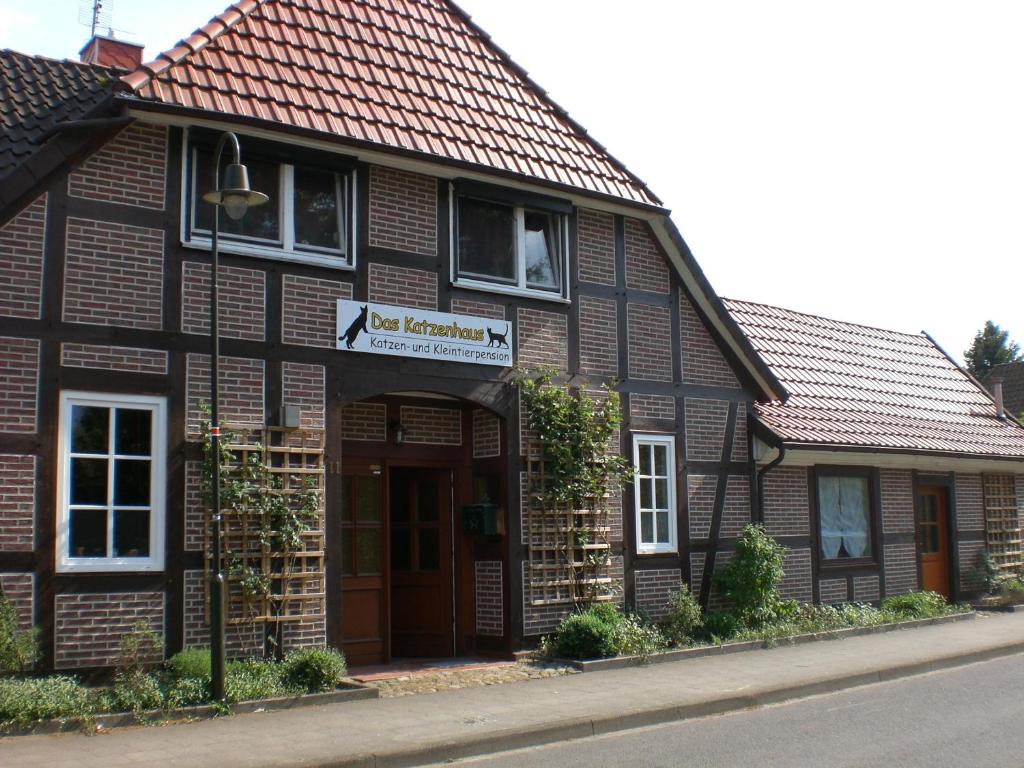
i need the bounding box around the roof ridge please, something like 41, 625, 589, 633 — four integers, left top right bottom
720, 296, 928, 341
118, 0, 265, 93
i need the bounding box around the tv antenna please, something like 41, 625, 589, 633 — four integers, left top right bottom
79, 0, 114, 36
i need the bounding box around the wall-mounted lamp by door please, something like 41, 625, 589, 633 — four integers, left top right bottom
390, 421, 407, 446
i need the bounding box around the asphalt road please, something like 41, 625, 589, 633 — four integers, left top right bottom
435, 653, 1024, 768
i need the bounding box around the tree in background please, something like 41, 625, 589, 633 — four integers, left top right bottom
964, 321, 1022, 380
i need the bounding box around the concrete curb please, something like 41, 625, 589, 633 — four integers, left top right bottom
342, 634, 1024, 768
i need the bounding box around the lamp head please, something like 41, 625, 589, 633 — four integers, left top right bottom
202, 163, 269, 220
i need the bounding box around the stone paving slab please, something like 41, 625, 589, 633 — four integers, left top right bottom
3, 612, 1024, 768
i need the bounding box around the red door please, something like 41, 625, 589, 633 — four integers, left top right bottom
916, 486, 951, 597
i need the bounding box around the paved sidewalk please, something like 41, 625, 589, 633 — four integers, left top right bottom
4, 612, 1024, 768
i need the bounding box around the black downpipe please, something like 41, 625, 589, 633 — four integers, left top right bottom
755, 443, 786, 524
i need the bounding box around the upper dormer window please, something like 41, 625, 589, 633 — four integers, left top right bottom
183, 129, 356, 269
452, 181, 571, 301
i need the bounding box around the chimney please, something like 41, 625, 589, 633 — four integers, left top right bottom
991, 375, 1006, 420
79, 35, 144, 70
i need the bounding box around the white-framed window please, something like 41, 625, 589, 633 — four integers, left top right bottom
816, 471, 874, 562
56, 392, 167, 573
181, 129, 357, 269
451, 188, 570, 301
632, 434, 677, 554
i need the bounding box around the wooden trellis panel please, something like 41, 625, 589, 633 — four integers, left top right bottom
523, 440, 616, 610
205, 426, 326, 627
983, 474, 1022, 574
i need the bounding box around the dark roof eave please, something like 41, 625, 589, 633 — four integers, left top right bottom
774, 439, 1024, 464
116, 97, 670, 216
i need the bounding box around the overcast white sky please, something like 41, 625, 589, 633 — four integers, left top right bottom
2, 0, 1021, 361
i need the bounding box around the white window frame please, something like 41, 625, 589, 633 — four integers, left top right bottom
633, 433, 678, 554
180, 129, 357, 270
56, 391, 167, 573
450, 185, 571, 303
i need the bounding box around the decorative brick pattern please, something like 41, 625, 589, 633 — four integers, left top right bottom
623, 218, 669, 293
852, 575, 880, 602
516, 308, 568, 372
63, 218, 164, 329
634, 569, 682, 621
368, 263, 437, 310
762, 467, 810, 537
779, 548, 813, 603
684, 398, 729, 462
577, 208, 616, 285
184, 461, 204, 552
368, 165, 437, 256
472, 408, 500, 458
282, 274, 352, 348
959, 540, 986, 592
607, 482, 624, 544
183, 570, 263, 657
578, 295, 618, 377
0, 455, 35, 551
182, 262, 266, 340
68, 123, 166, 210
687, 474, 716, 539
0, 336, 39, 433
627, 303, 672, 381
450, 297, 505, 320
629, 394, 675, 421
955, 473, 985, 531
61, 343, 168, 374
731, 403, 748, 462
0, 195, 45, 319
342, 402, 386, 441
475, 560, 503, 636
400, 406, 462, 445
707, 551, 733, 611
818, 578, 848, 604
185, 354, 264, 439
280, 570, 327, 652
0, 573, 32, 629
690, 553, 706, 600
282, 362, 325, 429
884, 543, 918, 596
720, 475, 752, 538
680, 291, 740, 388
880, 469, 915, 534
54, 592, 165, 669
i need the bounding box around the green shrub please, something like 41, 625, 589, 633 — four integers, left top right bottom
714, 524, 788, 628
0, 594, 38, 675
971, 550, 1000, 594
587, 601, 623, 627
880, 591, 952, 619
612, 614, 666, 659
283, 647, 347, 693
554, 610, 620, 659
0, 676, 97, 728
112, 670, 164, 715
660, 583, 703, 646
165, 676, 211, 709
224, 659, 298, 703
1003, 578, 1024, 595
701, 611, 738, 642
116, 619, 162, 673
165, 647, 212, 683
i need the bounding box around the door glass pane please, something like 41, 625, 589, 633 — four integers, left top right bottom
71, 405, 108, 453
355, 476, 380, 522
294, 167, 341, 251
639, 478, 652, 510
114, 509, 150, 556
656, 510, 670, 544
114, 459, 150, 505
654, 444, 668, 476
418, 528, 440, 571
457, 197, 515, 283
523, 210, 559, 290
115, 409, 151, 456
638, 444, 651, 476
390, 529, 411, 572
340, 527, 353, 575
70, 509, 107, 557
640, 511, 653, 544
356, 528, 381, 574
71, 458, 108, 504
341, 477, 352, 523
390, 474, 410, 523
417, 479, 439, 522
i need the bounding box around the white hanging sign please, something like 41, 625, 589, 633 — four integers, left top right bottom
337, 299, 513, 367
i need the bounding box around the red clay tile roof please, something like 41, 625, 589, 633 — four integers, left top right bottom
118, 0, 659, 207
0, 49, 118, 178
722, 298, 1024, 458
984, 362, 1024, 421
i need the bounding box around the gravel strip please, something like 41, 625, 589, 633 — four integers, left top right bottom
364, 660, 578, 698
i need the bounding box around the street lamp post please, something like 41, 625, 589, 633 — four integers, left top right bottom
203, 132, 268, 700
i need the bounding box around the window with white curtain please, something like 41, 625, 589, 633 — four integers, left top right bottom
633, 434, 677, 554
817, 473, 873, 560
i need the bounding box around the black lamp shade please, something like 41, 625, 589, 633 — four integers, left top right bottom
202, 163, 270, 220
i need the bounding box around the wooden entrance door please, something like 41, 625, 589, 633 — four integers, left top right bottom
389, 467, 454, 658
916, 486, 951, 597
339, 460, 388, 666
